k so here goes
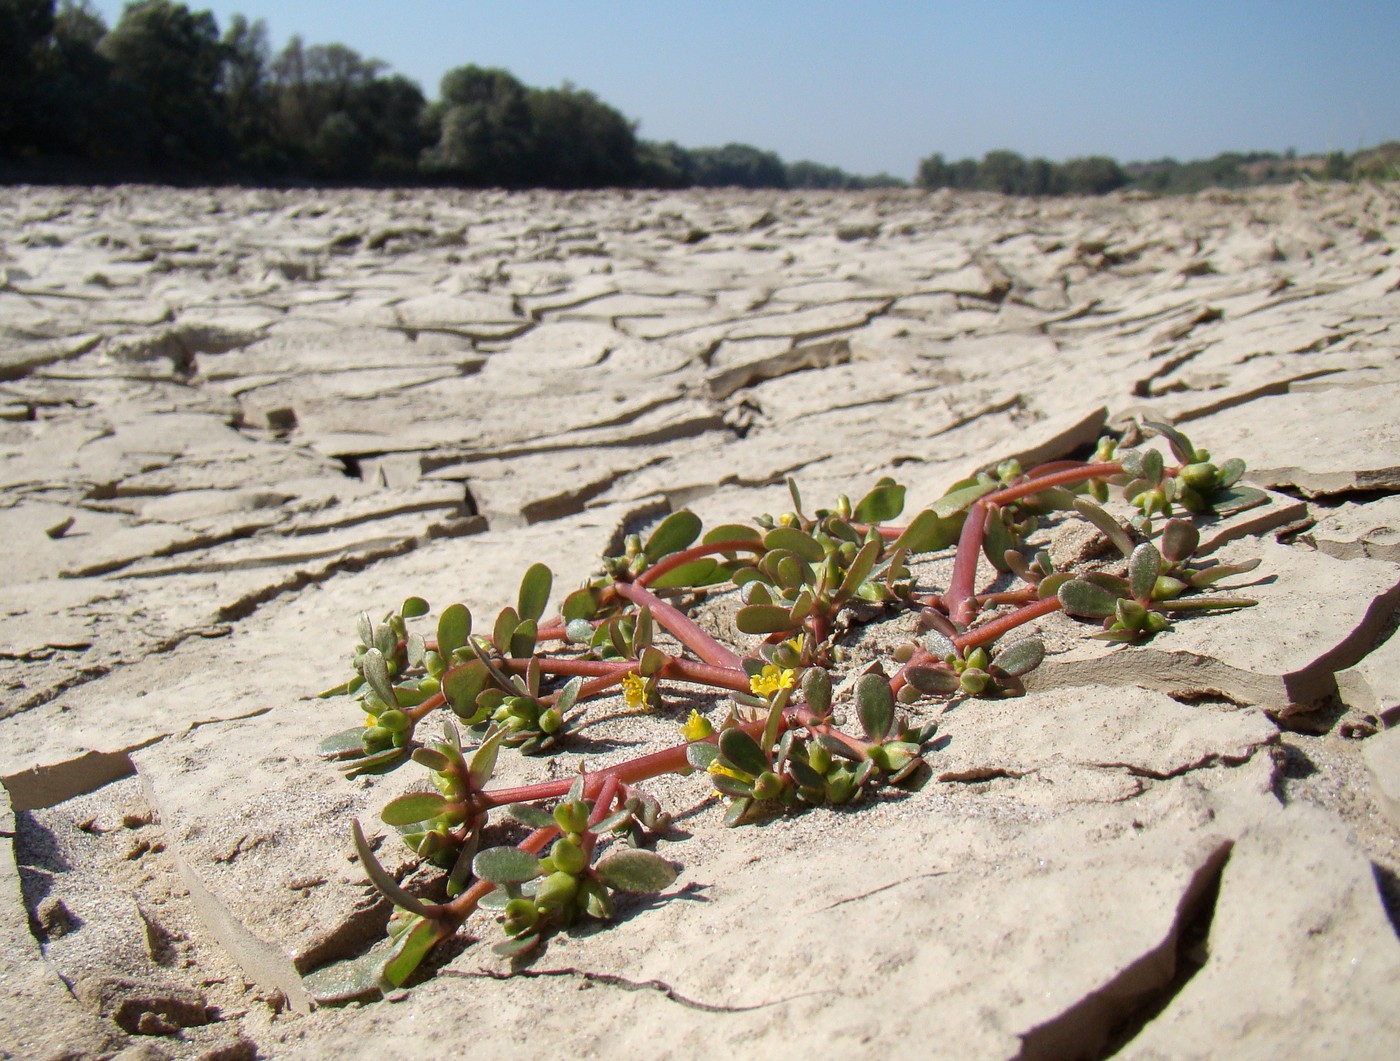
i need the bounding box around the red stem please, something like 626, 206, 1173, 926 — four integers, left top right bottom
953, 596, 1062, 650
614, 581, 743, 669
636, 539, 765, 588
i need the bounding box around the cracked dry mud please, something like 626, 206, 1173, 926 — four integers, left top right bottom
2, 183, 1399, 1059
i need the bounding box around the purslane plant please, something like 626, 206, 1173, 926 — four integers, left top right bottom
309, 420, 1267, 1002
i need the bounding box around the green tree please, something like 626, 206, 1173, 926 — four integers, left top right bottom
421, 64, 533, 184
98, 0, 231, 169
525, 83, 639, 188
688, 142, 786, 188
0, 0, 58, 154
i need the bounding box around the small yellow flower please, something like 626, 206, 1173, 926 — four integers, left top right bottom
707, 760, 751, 783
621, 671, 650, 712
749, 664, 796, 698
680, 709, 714, 741
364, 711, 379, 728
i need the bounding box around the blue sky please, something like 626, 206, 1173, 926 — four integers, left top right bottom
90, 0, 1400, 179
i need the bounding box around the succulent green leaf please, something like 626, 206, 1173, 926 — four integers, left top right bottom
318, 726, 371, 760
648, 558, 724, 589
436, 604, 472, 660
352, 820, 433, 917
686, 741, 720, 770
1144, 420, 1195, 464
595, 849, 678, 894
1141, 448, 1165, 483
553, 675, 584, 715
855, 673, 895, 742
1073, 498, 1137, 558
802, 668, 832, 715
361, 648, 395, 709
340, 746, 410, 778
906, 663, 963, 696
468, 726, 508, 789
838, 539, 881, 599
381, 791, 450, 826
1038, 572, 1072, 599
932, 481, 996, 519
1129, 542, 1163, 602
492, 607, 519, 654
506, 803, 556, 828
890, 509, 957, 551
472, 846, 543, 885
509, 619, 537, 660
1058, 578, 1122, 619
763, 525, 827, 563
710, 773, 755, 799
374, 620, 397, 661
982, 507, 1015, 573
356, 612, 374, 650
381, 916, 446, 987
411, 747, 453, 772
1217, 457, 1246, 487
517, 563, 552, 623
442, 660, 488, 712
923, 629, 956, 659
736, 605, 800, 635
1161, 519, 1200, 563
991, 638, 1045, 678
401, 596, 431, 620
719, 728, 769, 776
1119, 448, 1146, 478
702, 523, 763, 546
303, 953, 388, 1006
853, 478, 906, 523
723, 798, 754, 827
1210, 485, 1267, 516
643, 510, 702, 561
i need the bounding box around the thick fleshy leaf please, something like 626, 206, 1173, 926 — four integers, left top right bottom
381, 791, 450, 826
1160, 519, 1200, 563
493, 933, 542, 959
352, 820, 432, 916
1211, 485, 1267, 516
643, 510, 702, 561
719, 728, 769, 776
509, 619, 537, 660
304, 952, 388, 1005
517, 563, 552, 623
318, 726, 370, 760
340, 747, 409, 778
648, 558, 724, 589
1217, 457, 1246, 487
473, 846, 543, 885
356, 612, 374, 650
492, 607, 519, 654
991, 638, 1045, 678
437, 604, 472, 660
1129, 542, 1163, 603
595, 849, 678, 894
702, 523, 763, 546
686, 741, 720, 769
802, 668, 831, 715
736, 605, 800, 635
401, 596, 431, 620
923, 629, 956, 659
560, 588, 597, 624
468, 726, 508, 789
411, 747, 452, 772
361, 648, 395, 709
763, 525, 826, 563
855, 673, 895, 742
1058, 578, 1122, 619
891, 509, 959, 553
1144, 420, 1195, 464
1140, 448, 1165, 483
838, 539, 881, 599
1073, 499, 1136, 557
981, 507, 1015, 573
906, 665, 962, 695
932, 481, 996, 519
554, 675, 584, 715
1188, 557, 1263, 587
381, 916, 446, 987
853, 479, 906, 523
442, 660, 489, 712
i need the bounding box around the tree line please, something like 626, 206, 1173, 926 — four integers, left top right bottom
3, 1, 1394, 193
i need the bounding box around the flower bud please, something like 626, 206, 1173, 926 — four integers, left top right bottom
550, 836, 587, 876
534, 870, 579, 912
554, 800, 591, 835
